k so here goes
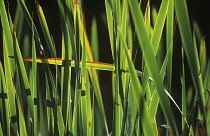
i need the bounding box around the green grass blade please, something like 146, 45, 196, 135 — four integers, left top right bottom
80, 32, 88, 135
0, 122, 2, 135
57, 106, 65, 135
119, 1, 132, 135
57, 1, 72, 132
148, 42, 172, 122
199, 40, 207, 79
82, 34, 93, 135
194, 22, 203, 42
91, 18, 99, 62
72, 84, 79, 136
46, 77, 54, 135
174, 0, 207, 131
122, 37, 157, 136
111, 1, 125, 135
31, 31, 38, 136
181, 49, 187, 130
0, 62, 10, 135
17, 0, 45, 57
166, 0, 174, 92
3, 34, 18, 135
38, 78, 48, 136
12, 32, 34, 117
204, 61, 210, 135
18, 101, 27, 136
14, 5, 24, 41
203, 61, 210, 98
105, 0, 114, 57
142, 0, 170, 92
144, 1, 151, 31
0, 0, 14, 57
43, 60, 60, 135
74, 2, 111, 134
151, 0, 170, 52
72, 4, 80, 74
129, 0, 178, 135
35, 0, 56, 58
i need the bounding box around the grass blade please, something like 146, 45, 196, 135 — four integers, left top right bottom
174, 0, 207, 132
0, 62, 10, 135
74, 2, 109, 133
12, 31, 34, 117
17, 0, 45, 57
0, 0, 14, 58
19, 57, 149, 79
181, 49, 187, 130
122, 36, 157, 136
18, 100, 27, 136
166, 0, 174, 92
3, 34, 18, 135
35, 0, 56, 58
129, 0, 178, 135
31, 30, 38, 136
57, 1, 72, 132
91, 18, 99, 62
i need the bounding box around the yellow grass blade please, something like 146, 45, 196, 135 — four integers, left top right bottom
23, 58, 114, 71
9, 57, 153, 80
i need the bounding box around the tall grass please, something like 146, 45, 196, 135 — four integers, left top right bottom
0, 0, 209, 135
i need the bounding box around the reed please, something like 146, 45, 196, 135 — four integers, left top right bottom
0, 0, 209, 135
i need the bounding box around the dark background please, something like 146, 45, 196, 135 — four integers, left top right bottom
1, 0, 210, 132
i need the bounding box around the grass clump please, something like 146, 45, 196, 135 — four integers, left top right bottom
0, 0, 209, 135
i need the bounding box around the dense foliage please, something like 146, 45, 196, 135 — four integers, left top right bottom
0, 0, 209, 135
